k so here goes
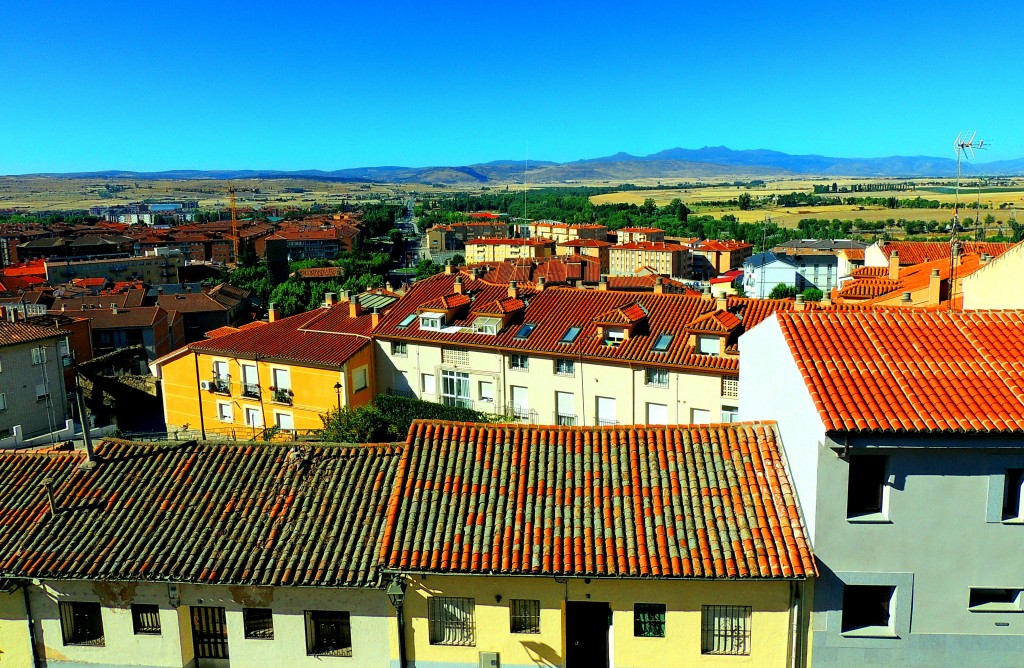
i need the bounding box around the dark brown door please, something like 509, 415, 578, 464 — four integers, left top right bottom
566, 601, 610, 668
191, 606, 229, 664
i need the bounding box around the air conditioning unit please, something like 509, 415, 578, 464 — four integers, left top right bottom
479, 652, 499, 668
199, 380, 212, 391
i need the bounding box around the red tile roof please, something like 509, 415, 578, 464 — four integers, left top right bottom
468, 237, 554, 246
381, 420, 815, 579
775, 310, 1024, 433
605, 275, 698, 293
297, 266, 346, 279
0, 439, 401, 587
693, 240, 753, 252
613, 242, 689, 252
0, 321, 66, 347
852, 266, 888, 278
689, 310, 742, 333
157, 293, 229, 314
558, 239, 613, 248
882, 241, 1014, 265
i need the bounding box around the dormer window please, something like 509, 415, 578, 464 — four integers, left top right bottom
420, 313, 445, 331
696, 335, 719, 356
605, 328, 626, 347
473, 316, 501, 335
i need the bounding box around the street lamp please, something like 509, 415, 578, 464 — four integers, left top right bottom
333, 382, 342, 412
386, 577, 407, 668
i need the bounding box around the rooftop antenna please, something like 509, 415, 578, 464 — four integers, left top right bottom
949, 131, 987, 310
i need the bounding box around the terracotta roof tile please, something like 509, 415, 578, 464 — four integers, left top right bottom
882, 241, 1014, 265
0, 321, 66, 347
380, 420, 816, 579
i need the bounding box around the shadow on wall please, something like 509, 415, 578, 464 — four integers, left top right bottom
521, 640, 561, 666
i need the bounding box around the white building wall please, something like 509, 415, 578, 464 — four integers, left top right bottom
962, 241, 1024, 309
863, 241, 889, 267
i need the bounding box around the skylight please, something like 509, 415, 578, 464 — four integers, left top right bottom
559, 326, 582, 344
652, 333, 673, 352
515, 323, 538, 339
398, 313, 417, 328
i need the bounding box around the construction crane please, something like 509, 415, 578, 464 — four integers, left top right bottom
229, 186, 239, 262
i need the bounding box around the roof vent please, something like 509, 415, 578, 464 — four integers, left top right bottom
901, 291, 912, 303
41, 477, 57, 515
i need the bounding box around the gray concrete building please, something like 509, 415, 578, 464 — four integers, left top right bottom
740, 309, 1024, 667
0, 321, 70, 442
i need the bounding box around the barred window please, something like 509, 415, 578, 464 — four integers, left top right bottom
428, 597, 475, 646
509, 353, 529, 370
305, 610, 352, 657
442, 347, 469, 366
634, 603, 666, 637
555, 358, 575, 376
509, 599, 540, 634
721, 377, 739, 398
391, 341, 408, 356
243, 608, 275, 640
644, 368, 669, 387
701, 605, 751, 655
59, 601, 105, 646
131, 604, 161, 635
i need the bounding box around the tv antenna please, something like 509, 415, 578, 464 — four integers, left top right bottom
948, 132, 988, 310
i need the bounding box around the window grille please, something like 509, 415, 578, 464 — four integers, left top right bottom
428, 597, 476, 646
131, 604, 161, 635
60, 601, 105, 646
645, 368, 669, 387
243, 608, 275, 639
442, 347, 469, 366
555, 359, 575, 376
509, 353, 529, 370
509, 599, 541, 634
305, 610, 352, 657
634, 603, 666, 637
721, 377, 739, 398
391, 341, 408, 356
701, 605, 751, 655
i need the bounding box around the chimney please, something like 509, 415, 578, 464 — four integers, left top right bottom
41, 478, 57, 515
349, 295, 362, 318
324, 292, 337, 307
598, 274, 608, 291
445, 262, 455, 275
702, 284, 712, 300
716, 291, 728, 311
653, 276, 664, 294
371, 307, 381, 329
453, 275, 465, 295
536, 275, 546, 291
888, 249, 900, 281
508, 280, 519, 299
111, 304, 118, 315
794, 293, 805, 311
928, 268, 941, 304
268, 302, 279, 323
901, 291, 912, 303
952, 243, 962, 267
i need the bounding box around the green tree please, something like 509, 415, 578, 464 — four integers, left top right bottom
737, 193, 753, 210
414, 259, 444, 280
802, 288, 824, 302
768, 284, 799, 299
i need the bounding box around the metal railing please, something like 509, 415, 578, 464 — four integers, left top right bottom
241, 383, 261, 399
386, 388, 416, 399
441, 396, 473, 410
210, 378, 230, 394
555, 413, 578, 427
506, 405, 539, 424
595, 418, 619, 427
271, 388, 293, 404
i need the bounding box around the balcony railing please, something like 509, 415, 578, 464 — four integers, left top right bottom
241, 383, 261, 399
210, 378, 230, 394
555, 413, 578, 427
506, 405, 539, 424
387, 388, 416, 399
595, 418, 619, 427
271, 388, 293, 404
441, 396, 473, 410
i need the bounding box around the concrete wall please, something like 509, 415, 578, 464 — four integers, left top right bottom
399, 574, 800, 668
962, 240, 1024, 309
375, 341, 736, 426
0, 588, 33, 668
0, 336, 69, 440
28, 581, 394, 668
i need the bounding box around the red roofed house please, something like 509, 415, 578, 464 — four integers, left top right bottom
528, 220, 608, 244
381, 419, 815, 667
465, 237, 556, 263
740, 309, 1024, 666
690, 239, 754, 279
616, 226, 666, 244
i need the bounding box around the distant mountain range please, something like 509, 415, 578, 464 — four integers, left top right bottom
19, 146, 1024, 184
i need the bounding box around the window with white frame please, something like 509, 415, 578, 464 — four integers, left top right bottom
604, 328, 625, 346
509, 353, 529, 370
422, 373, 436, 395
244, 407, 262, 428
556, 391, 576, 426
275, 413, 294, 431
428, 597, 475, 646
473, 316, 501, 335
646, 402, 668, 425
441, 370, 471, 409
352, 366, 368, 392
555, 358, 575, 376
690, 408, 710, 423
271, 368, 291, 391
697, 335, 720, 356
721, 377, 739, 398
391, 341, 408, 356
31, 346, 46, 365
217, 402, 233, 422
419, 313, 444, 330
644, 368, 669, 387
721, 406, 739, 423
701, 605, 750, 655
478, 381, 494, 404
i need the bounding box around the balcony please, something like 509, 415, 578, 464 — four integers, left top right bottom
210, 378, 230, 394
271, 387, 293, 405
595, 418, 619, 427
555, 413, 578, 427
241, 383, 261, 400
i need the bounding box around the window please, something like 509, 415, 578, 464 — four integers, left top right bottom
634, 603, 666, 638
243, 608, 275, 639
701, 605, 750, 655
646, 403, 668, 425
721, 377, 739, 399
131, 604, 161, 635
478, 381, 494, 404
441, 370, 471, 409
968, 588, 1024, 613
841, 585, 894, 634
391, 341, 408, 356
690, 408, 710, 423
442, 347, 469, 366
398, 313, 417, 328
244, 407, 262, 428
515, 323, 537, 339
605, 328, 625, 346
696, 335, 719, 356
35, 383, 48, 401
353, 366, 368, 392
31, 346, 46, 365
645, 368, 669, 387
721, 406, 739, 423
271, 368, 291, 391
59, 601, 104, 646
652, 332, 673, 352
305, 610, 351, 657
559, 326, 582, 344
510, 599, 541, 634
428, 597, 475, 646
509, 353, 529, 370
275, 412, 294, 431
0, 393, 5, 411
555, 358, 575, 376
1003, 469, 1024, 521
422, 373, 436, 395
217, 402, 233, 422
556, 391, 575, 426
847, 455, 887, 518
241, 363, 259, 399
474, 316, 501, 335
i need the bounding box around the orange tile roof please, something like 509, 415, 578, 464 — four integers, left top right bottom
0, 321, 67, 347
882, 241, 1014, 265
613, 242, 689, 252
852, 266, 888, 278
690, 310, 742, 333
840, 248, 865, 260
776, 310, 1024, 433
693, 240, 753, 252
617, 226, 665, 233
381, 420, 816, 579
468, 237, 554, 246
558, 239, 613, 248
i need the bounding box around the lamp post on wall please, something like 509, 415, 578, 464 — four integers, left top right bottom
386, 577, 407, 668
333, 381, 342, 412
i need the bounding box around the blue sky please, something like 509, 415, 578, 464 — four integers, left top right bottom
2, 0, 1022, 173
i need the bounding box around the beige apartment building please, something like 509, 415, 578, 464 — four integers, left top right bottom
44, 250, 184, 284
373, 272, 743, 427
608, 241, 691, 277
615, 226, 665, 244
465, 237, 555, 263
555, 238, 612, 270
527, 220, 608, 244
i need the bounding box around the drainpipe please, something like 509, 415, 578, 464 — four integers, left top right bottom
192, 352, 206, 439
788, 579, 807, 668
23, 583, 41, 668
